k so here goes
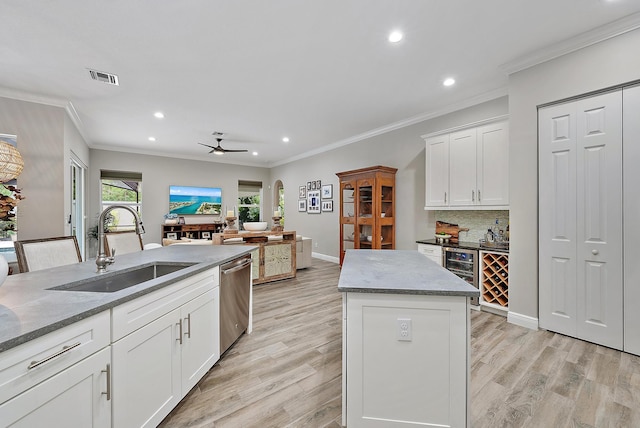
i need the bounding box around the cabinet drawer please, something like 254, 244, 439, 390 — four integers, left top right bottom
418, 244, 443, 257
0, 311, 110, 404
112, 268, 218, 341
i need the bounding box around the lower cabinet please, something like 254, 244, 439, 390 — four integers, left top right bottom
417, 243, 443, 266
112, 287, 220, 428
0, 346, 111, 428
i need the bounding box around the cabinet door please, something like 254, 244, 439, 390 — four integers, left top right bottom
449, 128, 477, 206
0, 347, 111, 428
180, 288, 220, 396
263, 243, 293, 279
112, 309, 182, 428
477, 121, 509, 206
425, 134, 449, 207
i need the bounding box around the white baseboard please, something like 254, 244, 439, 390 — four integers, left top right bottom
312, 252, 339, 264
507, 311, 539, 330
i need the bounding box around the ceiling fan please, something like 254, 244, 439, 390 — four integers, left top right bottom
199, 132, 248, 156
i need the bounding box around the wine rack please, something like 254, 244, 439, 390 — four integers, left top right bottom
481, 251, 509, 308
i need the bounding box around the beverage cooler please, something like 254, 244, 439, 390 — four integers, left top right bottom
443, 247, 479, 305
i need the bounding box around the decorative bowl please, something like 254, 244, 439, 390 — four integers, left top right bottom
243, 222, 268, 231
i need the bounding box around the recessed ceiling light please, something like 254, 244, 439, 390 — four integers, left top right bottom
388, 31, 403, 43
443, 78, 456, 87
252, 151, 258, 156
148, 137, 156, 142
153, 112, 164, 119
282, 137, 290, 143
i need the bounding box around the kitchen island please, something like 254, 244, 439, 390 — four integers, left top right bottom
0, 244, 254, 427
339, 250, 478, 428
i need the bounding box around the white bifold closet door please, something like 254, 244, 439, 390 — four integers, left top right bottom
539, 90, 623, 350
624, 84, 640, 355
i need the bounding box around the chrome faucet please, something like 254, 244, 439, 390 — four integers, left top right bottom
96, 205, 145, 273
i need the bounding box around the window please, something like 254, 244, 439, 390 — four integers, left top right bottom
238, 180, 262, 226
100, 170, 142, 231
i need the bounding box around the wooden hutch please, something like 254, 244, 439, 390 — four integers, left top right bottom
336, 165, 397, 265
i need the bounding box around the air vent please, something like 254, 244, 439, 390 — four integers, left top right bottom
88, 69, 119, 86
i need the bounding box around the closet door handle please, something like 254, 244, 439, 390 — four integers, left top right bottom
472, 190, 475, 202
478, 190, 481, 202
444, 192, 447, 204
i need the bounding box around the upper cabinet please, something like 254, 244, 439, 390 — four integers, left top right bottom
424, 117, 509, 210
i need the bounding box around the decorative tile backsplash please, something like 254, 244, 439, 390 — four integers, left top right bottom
434, 210, 510, 243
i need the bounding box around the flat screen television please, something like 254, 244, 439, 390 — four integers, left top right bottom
169, 185, 222, 215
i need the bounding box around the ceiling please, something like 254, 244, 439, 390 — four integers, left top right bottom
2, 1, 640, 168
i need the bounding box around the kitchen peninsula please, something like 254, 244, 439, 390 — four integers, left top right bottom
339, 250, 478, 428
0, 244, 253, 427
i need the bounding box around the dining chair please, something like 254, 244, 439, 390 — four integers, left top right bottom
103, 231, 143, 256
14, 236, 82, 273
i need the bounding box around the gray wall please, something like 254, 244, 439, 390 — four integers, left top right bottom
88, 150, 272, 254
0, 96, 72, 240
508, 27, 640, 321
270, 96, 509, 259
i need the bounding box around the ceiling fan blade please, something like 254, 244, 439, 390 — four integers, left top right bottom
198, 142, 217, 149
222, 149, 248, 153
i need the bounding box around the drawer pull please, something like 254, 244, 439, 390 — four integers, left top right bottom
28, 342, 82, 370
102, 363, 111, 400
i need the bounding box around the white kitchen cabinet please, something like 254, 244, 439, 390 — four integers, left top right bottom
344, 292, 469, 428
111, 268, 220, 428
0, 347, 111, 428
539, 90, 623, 349
425, 133, 449, 207
423, 117, 509, 209
417, 243, 443, 266
0, 311, 111, 428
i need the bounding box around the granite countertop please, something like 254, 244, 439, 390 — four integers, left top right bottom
338, 250, 479, 297
416, 238, 509, 253
0, 245, 254, 353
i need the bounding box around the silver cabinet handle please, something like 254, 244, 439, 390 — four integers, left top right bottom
28, 342, 81, 370
592, 249, 599, 255
222, 260, 252, 275
185, 314, 191, 339
478, 190, 481, 202
176, 319, 183, 345
444, 192, 447, 204
102, 363, 111, 401
472, 190, 475, 202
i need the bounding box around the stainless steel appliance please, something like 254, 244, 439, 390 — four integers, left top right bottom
220, 254, 252, 354
443, 247, 479, 305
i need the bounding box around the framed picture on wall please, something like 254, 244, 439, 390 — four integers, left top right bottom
307, 190, 321, 214
322, 200, 333, 212
299, 185, 307, 199
307, 181, 312, 190
321, 184, 333, 199
298, 199, 307, 212
316, 179, 322, 190
202, 231, 211, 239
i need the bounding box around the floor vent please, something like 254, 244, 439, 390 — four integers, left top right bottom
88, 69, 119, 86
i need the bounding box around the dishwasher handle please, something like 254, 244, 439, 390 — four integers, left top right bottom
221, 258, 252, 275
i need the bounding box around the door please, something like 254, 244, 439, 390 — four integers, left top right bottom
0, 347, 111, 428
624, 84, 640, 355
112, 309, 182, 428
70, 156, 87, 258
425, 134, 449, 207
539, 90, 623, 349
449, 128, 477, 206
477, 121, 509, 206
180, 288, 220, 395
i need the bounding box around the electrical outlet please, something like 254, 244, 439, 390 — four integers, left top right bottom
397, 318, 412, 342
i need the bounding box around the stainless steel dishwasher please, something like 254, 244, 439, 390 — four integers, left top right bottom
219, 254, 252, 354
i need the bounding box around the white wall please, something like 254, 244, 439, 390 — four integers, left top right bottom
508, 27, 640, 321
88, 149, 272, 253
0, 96, 68, 240
270, 97, 509, 259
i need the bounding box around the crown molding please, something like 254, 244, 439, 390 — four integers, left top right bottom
268, 86, 508, 168
501, 11, 640, 75
0, 86, 67, 108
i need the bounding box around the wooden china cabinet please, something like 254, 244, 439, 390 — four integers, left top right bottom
336, 165, 397, 265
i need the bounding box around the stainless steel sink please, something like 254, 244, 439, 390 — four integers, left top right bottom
48, 262, 195, 293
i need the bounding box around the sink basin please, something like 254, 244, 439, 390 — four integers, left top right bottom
48, 262, 195, 293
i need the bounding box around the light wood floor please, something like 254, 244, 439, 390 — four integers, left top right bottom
160, 259, 640, 427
